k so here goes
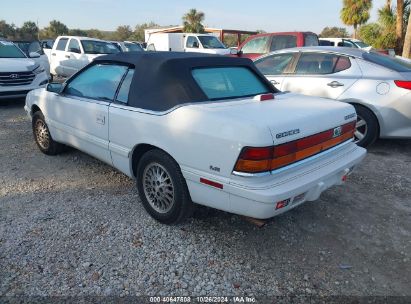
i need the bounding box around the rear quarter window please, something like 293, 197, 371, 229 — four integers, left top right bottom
192, 67, 270, 100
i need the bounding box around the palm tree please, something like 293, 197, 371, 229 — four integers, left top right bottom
182, 9, 205, 33
403, 9, 411, 57
341, 0, 373, 38
396, 0, 404, 53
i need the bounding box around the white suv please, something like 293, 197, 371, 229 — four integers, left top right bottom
0, 39, 49, 100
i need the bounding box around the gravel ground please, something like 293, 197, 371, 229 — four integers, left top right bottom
1, 100, 410, 299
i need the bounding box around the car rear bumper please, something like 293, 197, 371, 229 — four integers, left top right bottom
183, 142, 366, 219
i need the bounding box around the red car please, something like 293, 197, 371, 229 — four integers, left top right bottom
235, 32, 319, 60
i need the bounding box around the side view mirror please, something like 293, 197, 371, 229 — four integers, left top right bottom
192, 41, 199, 48
69, 47, 81, 54
230, 48, 238, 55
46, 83, 63, 93
29, 52, 41, 58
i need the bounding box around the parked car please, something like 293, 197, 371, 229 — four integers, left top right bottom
0, 39, 49, 100
319, 38, 372, 50
234, 32, 319, 60
47, 36, 120, 78
13, 40, 51, 79
254, 47, 411, 147
319, 38, 395, 56
25, 52, 365, 224
110, 41, 144, 52
146, 33, 232, 55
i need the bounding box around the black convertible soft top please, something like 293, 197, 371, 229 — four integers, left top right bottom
94, 52, 278, 112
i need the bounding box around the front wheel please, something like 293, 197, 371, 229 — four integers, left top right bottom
32, 112, 64, 155
353, 105, 379, 147
136, 150, 193, 224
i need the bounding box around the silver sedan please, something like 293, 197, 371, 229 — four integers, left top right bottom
254, 47, 411, 147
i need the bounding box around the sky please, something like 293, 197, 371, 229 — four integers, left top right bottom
2, 0, 386, 34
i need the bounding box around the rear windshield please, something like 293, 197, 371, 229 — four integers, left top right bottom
363, 52, 411, 72
304, 34, 319, 46
81, 40, 120, 54
192, 67, 270, 100
0, 41, 26, 58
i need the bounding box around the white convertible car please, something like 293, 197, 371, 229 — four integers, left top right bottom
25, 52, 366, 224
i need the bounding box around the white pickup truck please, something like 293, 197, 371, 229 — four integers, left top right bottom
146, 33, 233, 55
46, 36, 120, 78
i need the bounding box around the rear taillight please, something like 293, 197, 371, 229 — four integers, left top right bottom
234, 121, 356, 174
394, 80, 411, 90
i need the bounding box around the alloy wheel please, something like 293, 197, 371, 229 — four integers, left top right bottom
354, 115, 368, 144
143, 162, 175, 214
35, 120, 50, 150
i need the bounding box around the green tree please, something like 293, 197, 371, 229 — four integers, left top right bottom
19, 21, 39, 40
114, 25, 132, 41
0, 20, 16, 39
182, 9, 205, 33
85, 29, 104, 39
69, 28, 88, 36
130, 22, 159, 41
40, 20, 68, 39
341, 0, 373, 38
319, 26, 350, 37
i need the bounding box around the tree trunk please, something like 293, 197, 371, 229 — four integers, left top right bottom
403, 10, 411, 58
397, 0, 404, 54
387, 0, 392, 9
354, 24, 358, 39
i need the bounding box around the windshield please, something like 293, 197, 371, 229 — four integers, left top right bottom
125, 42, 143, 52
363, 52, 411, 72
197, 36, 226, 49
81, 40, 120, 54
0, 41, 26, 58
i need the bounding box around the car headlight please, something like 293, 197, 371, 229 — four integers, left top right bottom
33, 65, 45, 75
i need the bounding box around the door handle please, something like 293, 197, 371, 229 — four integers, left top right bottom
51, 53, 56, 56
270, 80, 280, 85
96, 115, 105, 125
327, 81, 344, 88
65, 55, 70, 59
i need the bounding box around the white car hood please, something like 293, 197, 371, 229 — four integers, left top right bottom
0, 58, 37, 72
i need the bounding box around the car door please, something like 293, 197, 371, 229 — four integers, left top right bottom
238, 36, 270, 60
281, 52, 362, 99
50, 37, 69, 76
64, 38, 83, 77
254, 52, 297, 90
47, 63, 128, 164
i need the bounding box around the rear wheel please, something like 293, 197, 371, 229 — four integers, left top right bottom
353, 105, 379, 147
136, 150, 193, 224
32, 112, 64, 155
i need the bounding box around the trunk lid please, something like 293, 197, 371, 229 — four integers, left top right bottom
193, 93, 357, 145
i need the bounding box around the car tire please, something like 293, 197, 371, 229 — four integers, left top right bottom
136, 150, 193, 224
353, 104, 379, 147
32, 111, 64, 155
